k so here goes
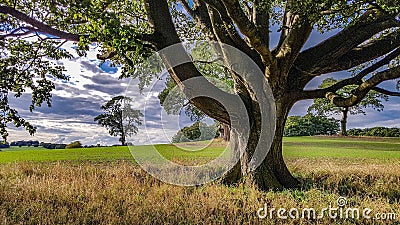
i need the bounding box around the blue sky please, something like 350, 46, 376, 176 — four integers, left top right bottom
7, 30, 400, 146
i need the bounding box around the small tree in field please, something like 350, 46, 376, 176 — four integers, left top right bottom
95, 96, 143, 146
308, 78, 388, 136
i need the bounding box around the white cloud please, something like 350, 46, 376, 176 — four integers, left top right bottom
7, 42, 193, 146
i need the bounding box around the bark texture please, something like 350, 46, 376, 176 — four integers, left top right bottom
219, 123, 231, 142
223, 97, 299, 190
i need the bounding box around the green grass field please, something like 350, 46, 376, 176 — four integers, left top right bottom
1, 136, 399, 163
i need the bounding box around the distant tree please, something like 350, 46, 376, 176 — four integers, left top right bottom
308, 78, 388, 136
55, 144, 66, 149
172, 121, 219, 143
0, 142, 10, 149
65, 141, 82, 149
31, 140, 39, 147
284, 114, 339, 137
41, 143, 66, 149
16, 141, 26, 147
94, 96, 143, 146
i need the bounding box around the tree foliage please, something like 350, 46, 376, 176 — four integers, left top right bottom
348, 127, 400, 137
1, 1, 400, 135
308, 77, 389, 135
172, 121, 219, 143
0, 33, 72, 140
65, 141, 82, 149
158, 77, 207, 122
158, 42, 233, 122
284, 114, 339, 137
308, 78, 388, 117
94, 96, 143, 145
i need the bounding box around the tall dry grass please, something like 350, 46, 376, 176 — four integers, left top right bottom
0, 159, 398, 224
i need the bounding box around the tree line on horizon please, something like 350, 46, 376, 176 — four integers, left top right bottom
171, 114, 400, 143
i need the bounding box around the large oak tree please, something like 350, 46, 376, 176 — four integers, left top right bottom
1, 0, 400, 190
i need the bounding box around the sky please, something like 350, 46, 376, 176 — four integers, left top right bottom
7, 41, 199, 146
6, 31, 400, 146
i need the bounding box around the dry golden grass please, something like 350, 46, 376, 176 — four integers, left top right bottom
0, 159, 399, 225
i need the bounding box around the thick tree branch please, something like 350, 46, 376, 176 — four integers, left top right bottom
201, 0, 265, 71
329, 30, 400, 74
203, 0, 262, 65
252, 0, 269, 49
295, 9, 399, 76
294, 29, 400, 77
0, 5, 158, 61
179, 0, 195, 15
219, 0, 276, 67
207, 6, 264, 70
298, 47, 400, 100
0, 6, 82, 41
144, 0, 233, 124
205, 7, 260, 116
326, 66, 400, 107
179, 0, 217, 41
372, 87, 400, 96
274, 9, 312, 73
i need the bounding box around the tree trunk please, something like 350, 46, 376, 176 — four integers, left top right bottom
121, 135, 126, 146
340, 107, 349, 136
219, 123, 231, 141
223, 98, 299, 190
119, 111, 126, 146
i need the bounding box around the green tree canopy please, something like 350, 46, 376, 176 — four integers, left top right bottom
172, 121, 219, 143
65, 141, 82, 149
348, 127, 400, 137
94, 96, 143, 146
284, 114, 339, 137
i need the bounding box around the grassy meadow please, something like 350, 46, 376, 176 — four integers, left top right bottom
1, 136, 400, 163
0, 136, 399, 224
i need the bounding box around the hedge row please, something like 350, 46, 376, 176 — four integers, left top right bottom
347, 127, 400, 137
